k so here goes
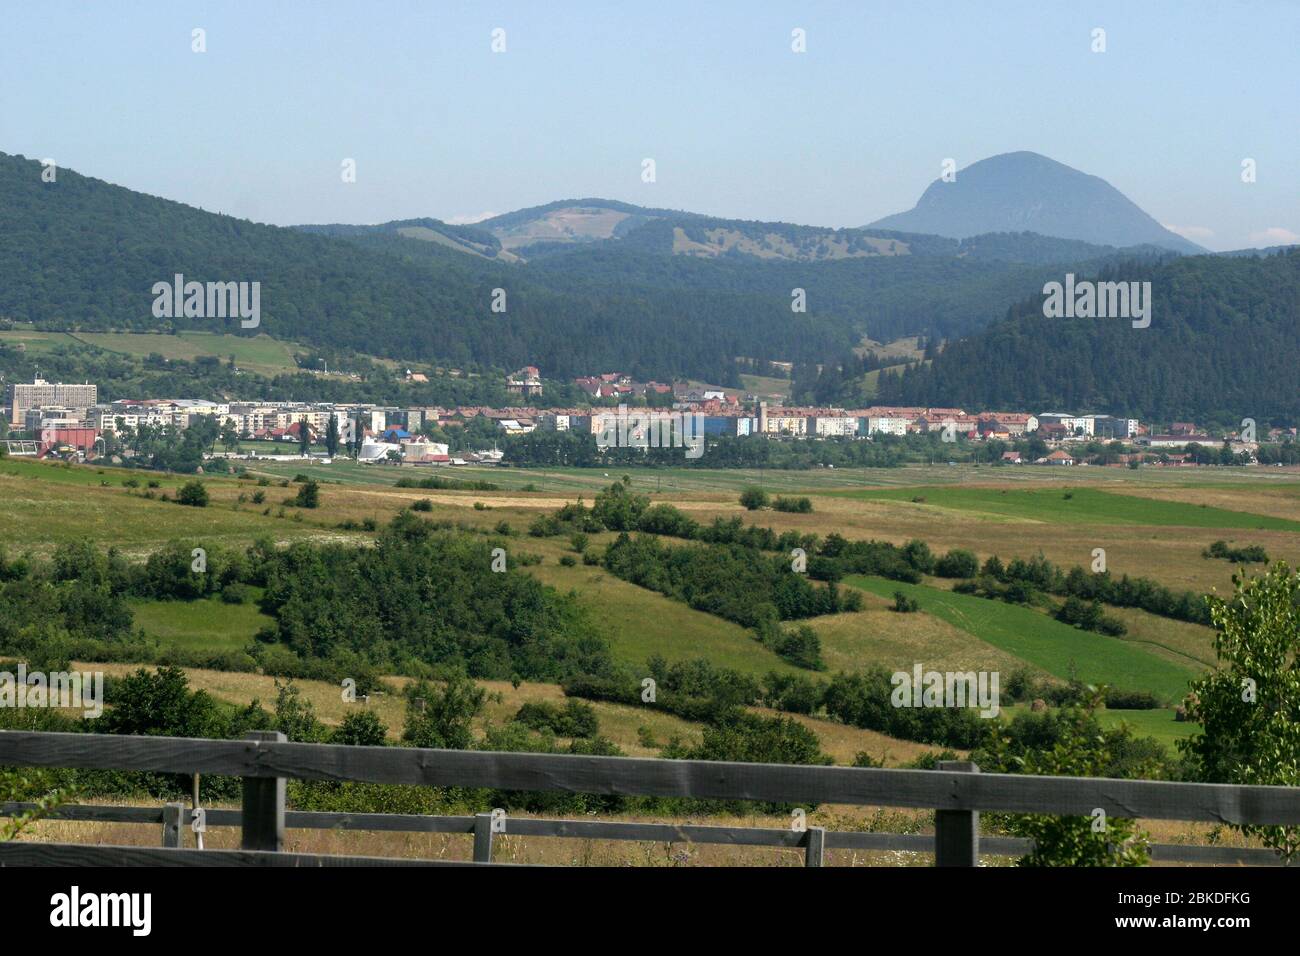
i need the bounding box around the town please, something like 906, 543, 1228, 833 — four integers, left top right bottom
4, 371, 1293, 468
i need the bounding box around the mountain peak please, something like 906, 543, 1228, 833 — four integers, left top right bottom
869, 152, 1204, 253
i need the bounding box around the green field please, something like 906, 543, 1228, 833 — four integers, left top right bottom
0, 330, 303, 377
832, 485, 1300, 530
846, 575, 1201, 703
1096, 707, 1198, 749
129, 593, 273, 653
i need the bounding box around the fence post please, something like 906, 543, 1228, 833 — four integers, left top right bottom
241, 731, 286, 852
934, 760, 980, 867
472, 812, 496, 863
161, 802, 183, 848
804, 826, 826, 867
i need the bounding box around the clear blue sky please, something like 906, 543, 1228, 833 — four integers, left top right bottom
2, 0, 1296, 250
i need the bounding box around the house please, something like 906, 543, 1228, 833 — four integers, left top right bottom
980, 412, 1038, 436
506, 366, 543, 399
1000, 450, 1023, 464
1039, 449, 1075, 465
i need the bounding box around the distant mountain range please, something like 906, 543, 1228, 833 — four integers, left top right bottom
3, 147, 1291, 417
869, 151, 1206, 254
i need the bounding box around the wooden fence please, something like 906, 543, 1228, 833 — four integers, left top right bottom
1, 729, 1296, 867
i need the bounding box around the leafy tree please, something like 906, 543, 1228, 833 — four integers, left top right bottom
402, 675, 486, 750
976, 690, 1153, 866
1179, 562, 1300, 859
272, 680, 329, 743
177, 480, 209, 507
333, 710, 389, 747
293, 479, 320, 508
324, 414, 340, 458
739, 487, 769, 511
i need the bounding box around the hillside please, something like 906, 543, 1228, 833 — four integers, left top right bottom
876, 249, 1300, 422
2, 149, 1232, 386
0, 152, 851, 382
870, 151, 1205, 254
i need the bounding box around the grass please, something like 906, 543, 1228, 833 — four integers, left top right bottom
1096, 707, 1198, 749
128, 593, 273, 653
845, 575, 1201, 703
524, 534, 800, 677
830, 485, 1300, 531
0, 330, 303, 378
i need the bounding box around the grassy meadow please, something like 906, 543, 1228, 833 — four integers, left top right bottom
5, 455, 1300, 859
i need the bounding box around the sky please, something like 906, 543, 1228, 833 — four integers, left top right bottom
1, 0, 1296, 251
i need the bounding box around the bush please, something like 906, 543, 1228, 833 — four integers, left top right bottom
559, 555, 577, 567
177, 481, 209, 507
935, 549, 979, 578
892, 591, 920, 613
772, 624, 825, 671
293, 480, 320, 508
513, 700, 599, 738
739, 487, 769, 511
772, 496, 813, 513
220, 583, 250, 605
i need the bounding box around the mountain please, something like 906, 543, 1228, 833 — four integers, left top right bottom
0, 149, 1209, 388
297, 218, 522, 262
0, 152, 855, 382
873, 249, 1300, 422
869, 151, 1205, 254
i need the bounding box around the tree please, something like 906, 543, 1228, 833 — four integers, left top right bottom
177, 480, 209, 507
402, 675, 485, 750
976, 689, 1152, 867
298, 416, 311, 455
1179, 562, 1300, 859
324, 414, 340, 458
333, 710, 388, 746
293, 479, 320, 508
739, 487, 769, 511
219, 420, 241, 453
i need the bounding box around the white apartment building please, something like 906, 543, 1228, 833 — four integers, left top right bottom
866, 416, 911, 437
811, 415, 859, 437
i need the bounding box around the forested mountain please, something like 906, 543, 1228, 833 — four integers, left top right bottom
874, 249, 1300, 422
5, 150, 1181, 383
0, 152, 850, 383
870, 152, 1205, 254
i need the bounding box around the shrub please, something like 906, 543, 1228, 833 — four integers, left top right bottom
514, 700, 599, 738
411, 498, 433, 512
559, 555, 577, 567
935, 549, 979, 578
772, 496, 813, 513
739, 487, 769, 511
177, 480, 209, 507
293, 479, 320, 508
220, 583, 250, 605
772, 624, 825, 671
892, 591, 920, 613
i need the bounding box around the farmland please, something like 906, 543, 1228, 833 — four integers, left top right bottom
4, 455, 1299, 857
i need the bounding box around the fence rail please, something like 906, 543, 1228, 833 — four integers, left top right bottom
2, 730, 1296, 867
1, 801, 1287, 867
